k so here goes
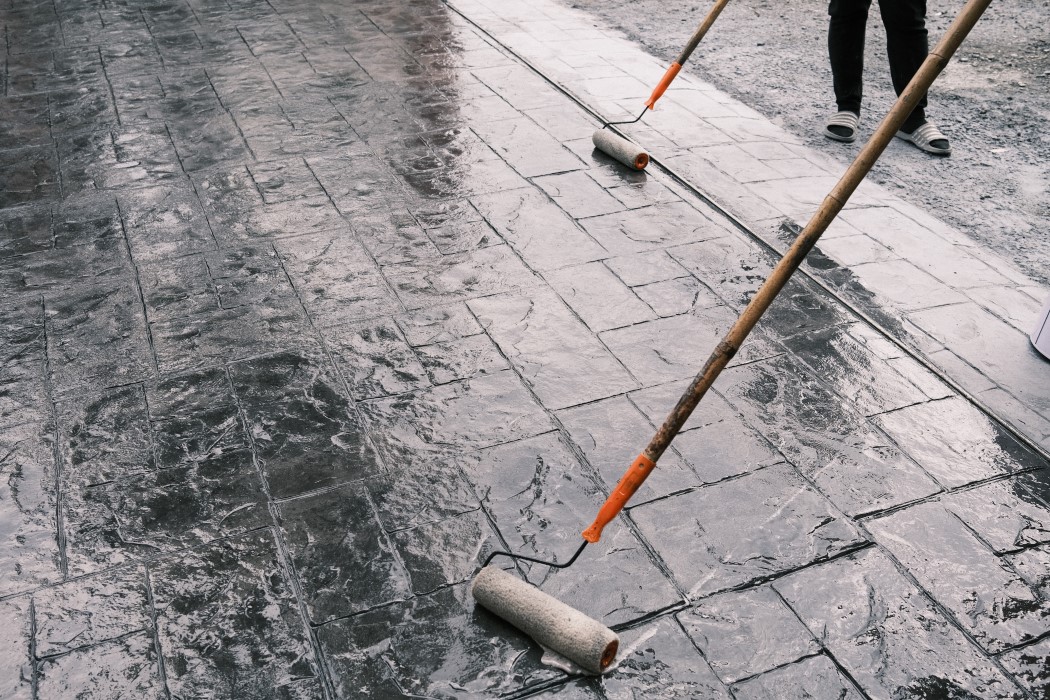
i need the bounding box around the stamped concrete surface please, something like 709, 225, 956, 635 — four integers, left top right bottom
0, 0, 1049, 698
453, 0, 1050, 454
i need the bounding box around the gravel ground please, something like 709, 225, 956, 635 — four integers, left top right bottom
566, 0, 1050, 286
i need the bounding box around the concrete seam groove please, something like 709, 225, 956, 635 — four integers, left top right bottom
501, 676, 599, 700
29, 598, 39, 700
727, 651, 864, 695
607, 600, 690, 634
40, 293, 69, 580
850, 523, 1033, 697
669, 614, 738, 698
225, 358, 338, 700
764, 587, 875, 700
142, 564, 173, 700
856, 464, 1050, 524
441, 0, 1050, 466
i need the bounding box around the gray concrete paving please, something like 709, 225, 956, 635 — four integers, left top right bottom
455, 0, 1050, 454
1, 0, 1049, 697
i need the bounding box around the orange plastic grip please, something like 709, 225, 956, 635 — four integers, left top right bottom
644, 62, 682, 110
582, 454, 656, 543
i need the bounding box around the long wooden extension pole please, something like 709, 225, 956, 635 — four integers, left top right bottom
676, 0, 731, 65
583, 0, 994, 543
644, 0, 731, 109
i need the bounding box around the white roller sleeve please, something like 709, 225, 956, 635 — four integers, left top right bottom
471, 565, 619, 674
592, 129, 649, 171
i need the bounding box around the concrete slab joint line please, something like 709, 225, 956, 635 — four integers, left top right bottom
1, 0, 1049, 699
1031, 294, 1050, 360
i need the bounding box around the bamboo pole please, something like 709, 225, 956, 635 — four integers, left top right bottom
583, 0, 995, 544
676, 0, 731, 65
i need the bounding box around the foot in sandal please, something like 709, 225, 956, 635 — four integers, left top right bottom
824, 110, 859, 143
896, 121, 951, 156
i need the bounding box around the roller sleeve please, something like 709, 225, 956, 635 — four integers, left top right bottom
471, 565, 619, 673
592, 130, 649, 171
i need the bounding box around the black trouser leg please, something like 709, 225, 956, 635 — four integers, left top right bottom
878, 0, 929, 131
828, 0, 872, 115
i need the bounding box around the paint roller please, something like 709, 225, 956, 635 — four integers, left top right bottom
472, 0, 994, 674
591, 130, 649, 171
471, 566, 618, 673
591, 0, 731, 171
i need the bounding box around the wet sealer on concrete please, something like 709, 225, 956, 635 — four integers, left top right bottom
471, 565, 619, 673
0, 0, 1048, 697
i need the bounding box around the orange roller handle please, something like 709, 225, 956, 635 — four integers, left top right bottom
644, 62, 682, 110
582, 453, 656, 543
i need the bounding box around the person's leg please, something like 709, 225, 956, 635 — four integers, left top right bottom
879, 0, 949, 152
828, 0, 872, 117
878, 0, 929, 132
